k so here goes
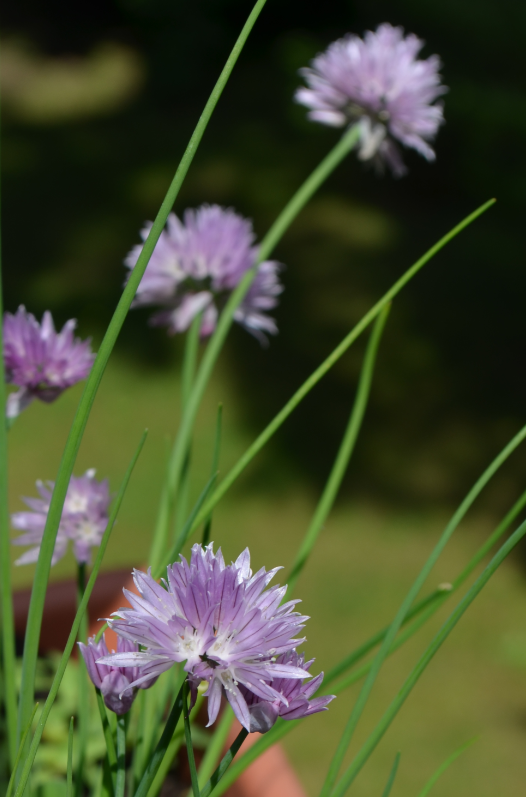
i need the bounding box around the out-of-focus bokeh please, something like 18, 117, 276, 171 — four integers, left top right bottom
2, 1, 526, 795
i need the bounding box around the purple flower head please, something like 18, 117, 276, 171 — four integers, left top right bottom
3, 306, 95, 419
11, 469, 110, 566
240, 650, 335, 733
295, 23, 446, 175
98, 543, 310, 731
79, 635, 158, 715
124, 205, 283, 343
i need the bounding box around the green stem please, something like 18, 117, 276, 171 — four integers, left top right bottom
287, 304, 390, 594
416, 737, 477, 797
0, 37, 18, 767
5, 704, 38, 797
198, 705, 234, 789
381, 752, 400, 797
13, 431, 147, 797
67, 717, 74, 797
95, 689, 118, 795
180, 200, 495, 548
202, 404, 223, 547
330, 519, 526, 797
75, 564, 89, 797
183, 682, 200, 797
320, 418, 526, 797
199, 728, 249, 797
133, 679, 185, 797
115, 715, 127, 797
16, 0, 269, 740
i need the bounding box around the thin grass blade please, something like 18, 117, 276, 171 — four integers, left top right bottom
287, 304, 390, 593
416, 737, 477, 797
199, 728, 249, 797
381, 752, 400, 797
5, 704, 38, 797
183, 682, 200, 797
202, 404, 223, 547
67, 717, 74, 797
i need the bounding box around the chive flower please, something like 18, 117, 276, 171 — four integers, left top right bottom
98, 544, 325, 732
295, 23, 446, 175
11, 469, 110, 566
3, 306, 95, 419
124, 205, 283, 343
79, 635, 158, 715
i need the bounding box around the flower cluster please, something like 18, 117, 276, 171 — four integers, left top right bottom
79, 635, 158, 715
295, 23, 446, 175
3, 306, 95, 419
11, 470, 110, 566
124, 205, 283, 343
98, 544, 334, 730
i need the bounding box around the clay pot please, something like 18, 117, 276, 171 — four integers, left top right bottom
14, 570, 307, 797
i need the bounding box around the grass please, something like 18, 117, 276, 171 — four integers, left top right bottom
7, 352, 526, 796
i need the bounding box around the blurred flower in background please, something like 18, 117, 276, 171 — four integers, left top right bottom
295, 23, 446, 175
11, 469, 110, 565
3, 305, 95, 418
125, 204, 283, 343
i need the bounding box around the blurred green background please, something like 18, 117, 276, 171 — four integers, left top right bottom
2, 0, 526, 795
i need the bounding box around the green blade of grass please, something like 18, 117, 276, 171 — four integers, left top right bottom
67, 717, 74, 797
183, 682, 200, 797
183, 200, 495, 544
13, 430, 147, 797
287, 304, 390, 594
197, 705, 234, 790
202, 404, 223, 547
115, 715, 127, 797
17, 0, 270, 743
331, 519, 526, 797
319, 416, 526, 797
0, 38, 18, 765
75, 564, 89, 797
5, 704, 38, 797
416, 737, 477, 797
199, 727, 249, 797
381, 752, 401, 797
95, 689, 117, 795
133, 677, 185, 797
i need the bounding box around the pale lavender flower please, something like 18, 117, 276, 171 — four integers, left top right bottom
124, 205, 283, 343
295, 23, 446, 175
3, 306, 95, 419
98, 543, 310, 731
240, 651, 335, 733
79, 635, 158, 715
11, 469, 110, 566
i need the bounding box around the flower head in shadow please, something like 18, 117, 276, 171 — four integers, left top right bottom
295, 23, 446, 175
3, 306, 95, 419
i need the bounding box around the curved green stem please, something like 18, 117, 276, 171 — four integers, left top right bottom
287, 304, 390, 594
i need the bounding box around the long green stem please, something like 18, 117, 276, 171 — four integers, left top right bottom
198, 705, 234, 789
416, 737, 477, 797
0, 37, 18, 767
287, 304, 390, 594
199, 728, 249, 797
183, 682, 200, 797
75, 564, 89, 797
202, 404, 223, 547
5, 704, 38, 797
115, 715, 127, 797
67, 717, 74, 797
95, 689, 117, 795
320, 418, 526, 797
331, 518, 526, 797
133, 679, 185, 797
150, 124, 362, 570
381, 752, 400, 797
16, 0, 269, 742
13, 431, 147, 797
179, 200, 495, 549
